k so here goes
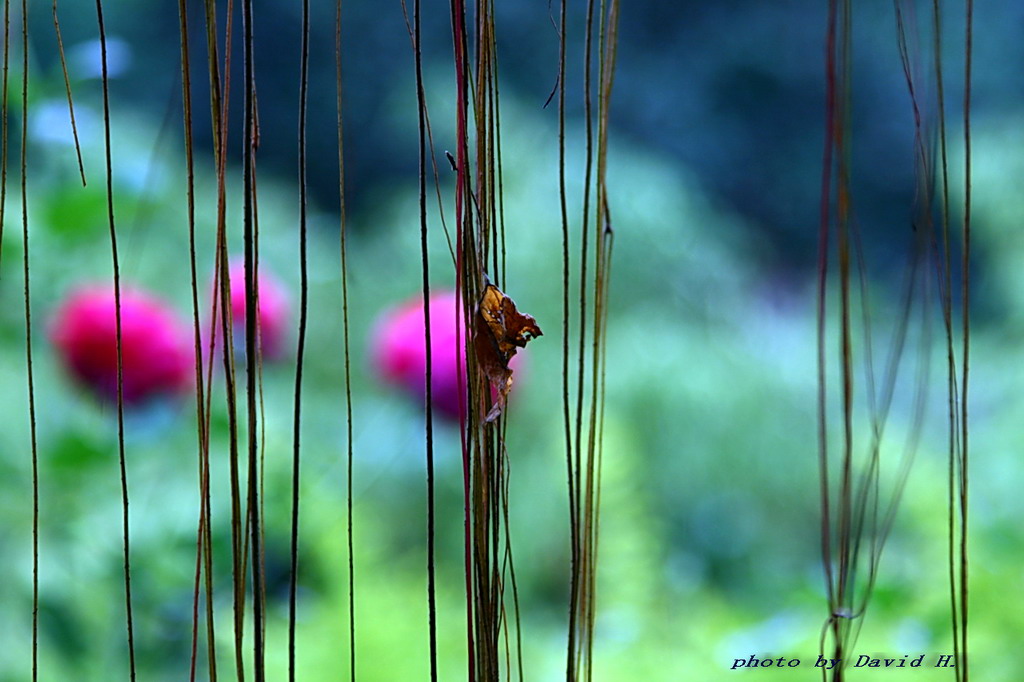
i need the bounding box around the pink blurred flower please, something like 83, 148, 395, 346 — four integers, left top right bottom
372, 291, 465, 419
211, 259, 290, 361
50, 286, 194, 404
372, 290, 525, 421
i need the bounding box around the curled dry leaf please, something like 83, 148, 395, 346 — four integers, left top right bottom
473, 279, 543, 422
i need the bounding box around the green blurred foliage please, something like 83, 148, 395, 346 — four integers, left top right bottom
1, 18, 1024, 682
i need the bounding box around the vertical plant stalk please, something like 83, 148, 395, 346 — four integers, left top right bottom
177, 0, 219, 679
94, 1, 138, 678
552, 1, 618, 679
447, 1, 478, 679
449, 1, 528, 678
197, 2, 250, 676
288, 0, 312, 675
485, 5, 526, 674
52, 1, 85, 186
899, 3, 971, 679
255, 199, 270, 670
953, 2, 972, 678
410, 0, 441, 677
816, 2, 852, 676
816, 3, 958, 680
445, 1, 621, 678
582, 6, 617, 678
925, 4, 964, 675
576, 0, 596, 662
240, 0, 267, 677
555, 1, 580, 677
335, 1, 357, 679
0, 0, 9, 259
17, 1, 41, 679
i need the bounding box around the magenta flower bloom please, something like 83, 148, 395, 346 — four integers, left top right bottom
50, 286, 194, 404
372, 289, 528, 421
213, 259, 290, 361
372, 291, 465, 420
